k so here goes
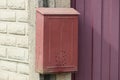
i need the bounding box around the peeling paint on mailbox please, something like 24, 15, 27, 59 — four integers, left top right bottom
36, 8, 79, 74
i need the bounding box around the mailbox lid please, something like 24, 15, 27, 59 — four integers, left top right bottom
36, 8, 80, 15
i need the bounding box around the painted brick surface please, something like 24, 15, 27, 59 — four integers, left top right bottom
0, 0, 30, 79
16, 11, 28, 22
0, 10, 16, 21
0, 0, 7, 9
8, 72, 29, 80
0, 34, 6, 45
0, 23, 7, 33
0, 61, 17, 72
17, 63, 29, 74
16, 36, 28, 48
0, 70, 8, 80
7, 47, 27, 60
0, 47, 7, 57
15, 74, 29, 80
5, 36, 16, 46
8, 0, 25, 10
8, 23, 26, 35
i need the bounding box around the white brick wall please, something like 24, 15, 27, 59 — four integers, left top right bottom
16, 11, 28, 22
16, 36, 28, 48
0, 0, 7, 9
8, 23, 26, 35
0, 10, 16, 21
0, 61, 17, 72
15, 74, 29, 80
7, 47, 28, 61
0, 23, 7, 33
0, 0, 71, 80
0, 34, 6, 45
0, 70, 29, 80
8, 0, 25, 10
0, 70, 8, 80
17, 63, 29, 74
5, 36, 16, 46
0, 47, 7, 57
0, 0, 29, 80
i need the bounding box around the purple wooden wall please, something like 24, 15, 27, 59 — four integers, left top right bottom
71, 0, 120, 80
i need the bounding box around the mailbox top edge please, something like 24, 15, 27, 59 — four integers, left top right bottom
36, 8, 80, 15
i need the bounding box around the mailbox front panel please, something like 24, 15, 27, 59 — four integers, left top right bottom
43, 16, 78, 73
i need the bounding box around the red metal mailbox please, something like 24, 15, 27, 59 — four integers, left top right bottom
36, 8, 79, 74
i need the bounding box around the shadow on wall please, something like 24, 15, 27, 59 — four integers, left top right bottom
75, 14, 119, 80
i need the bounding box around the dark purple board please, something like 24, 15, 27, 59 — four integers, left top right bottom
102, 0, 110, 80
75, 0, 93, 80
92, 0, 102, 80
71, 0, 120, 80
109, 0, 119, 80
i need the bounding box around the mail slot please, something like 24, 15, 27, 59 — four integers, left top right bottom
36, 8, 79, 74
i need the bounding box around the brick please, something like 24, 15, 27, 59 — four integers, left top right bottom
0, 35, 6, 45
0, 0, 30, 79
0, 61, 17, 72
0, 35, 16, 46
16, 11, 28, 22
8, 0, 25, 10
0, 10, 16, 21
5, 36, 16, 46
0, 23, 7, 33
8, 72, 29, 80
0, 47, 6, 58
15, 74, 29, 80
7, 47, 26, 60
16, 36, 28, 48
17, 63, 29, 74
8, 23, 26, 35
0, 70, 8, 80
24, 49, 29, 61
8, 72, 16, 80
0, 0, 7, 9
26, 24, 29, 35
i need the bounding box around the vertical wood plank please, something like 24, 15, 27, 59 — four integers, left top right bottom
72, 0, 120, 80
75, 0, 85, 80
84, 0, 93, 79
119, 0, 120, 79
109, 0, 119, 80
102, 0, 110, 80
75, 0, 93, 80
92, 0, 102, 80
